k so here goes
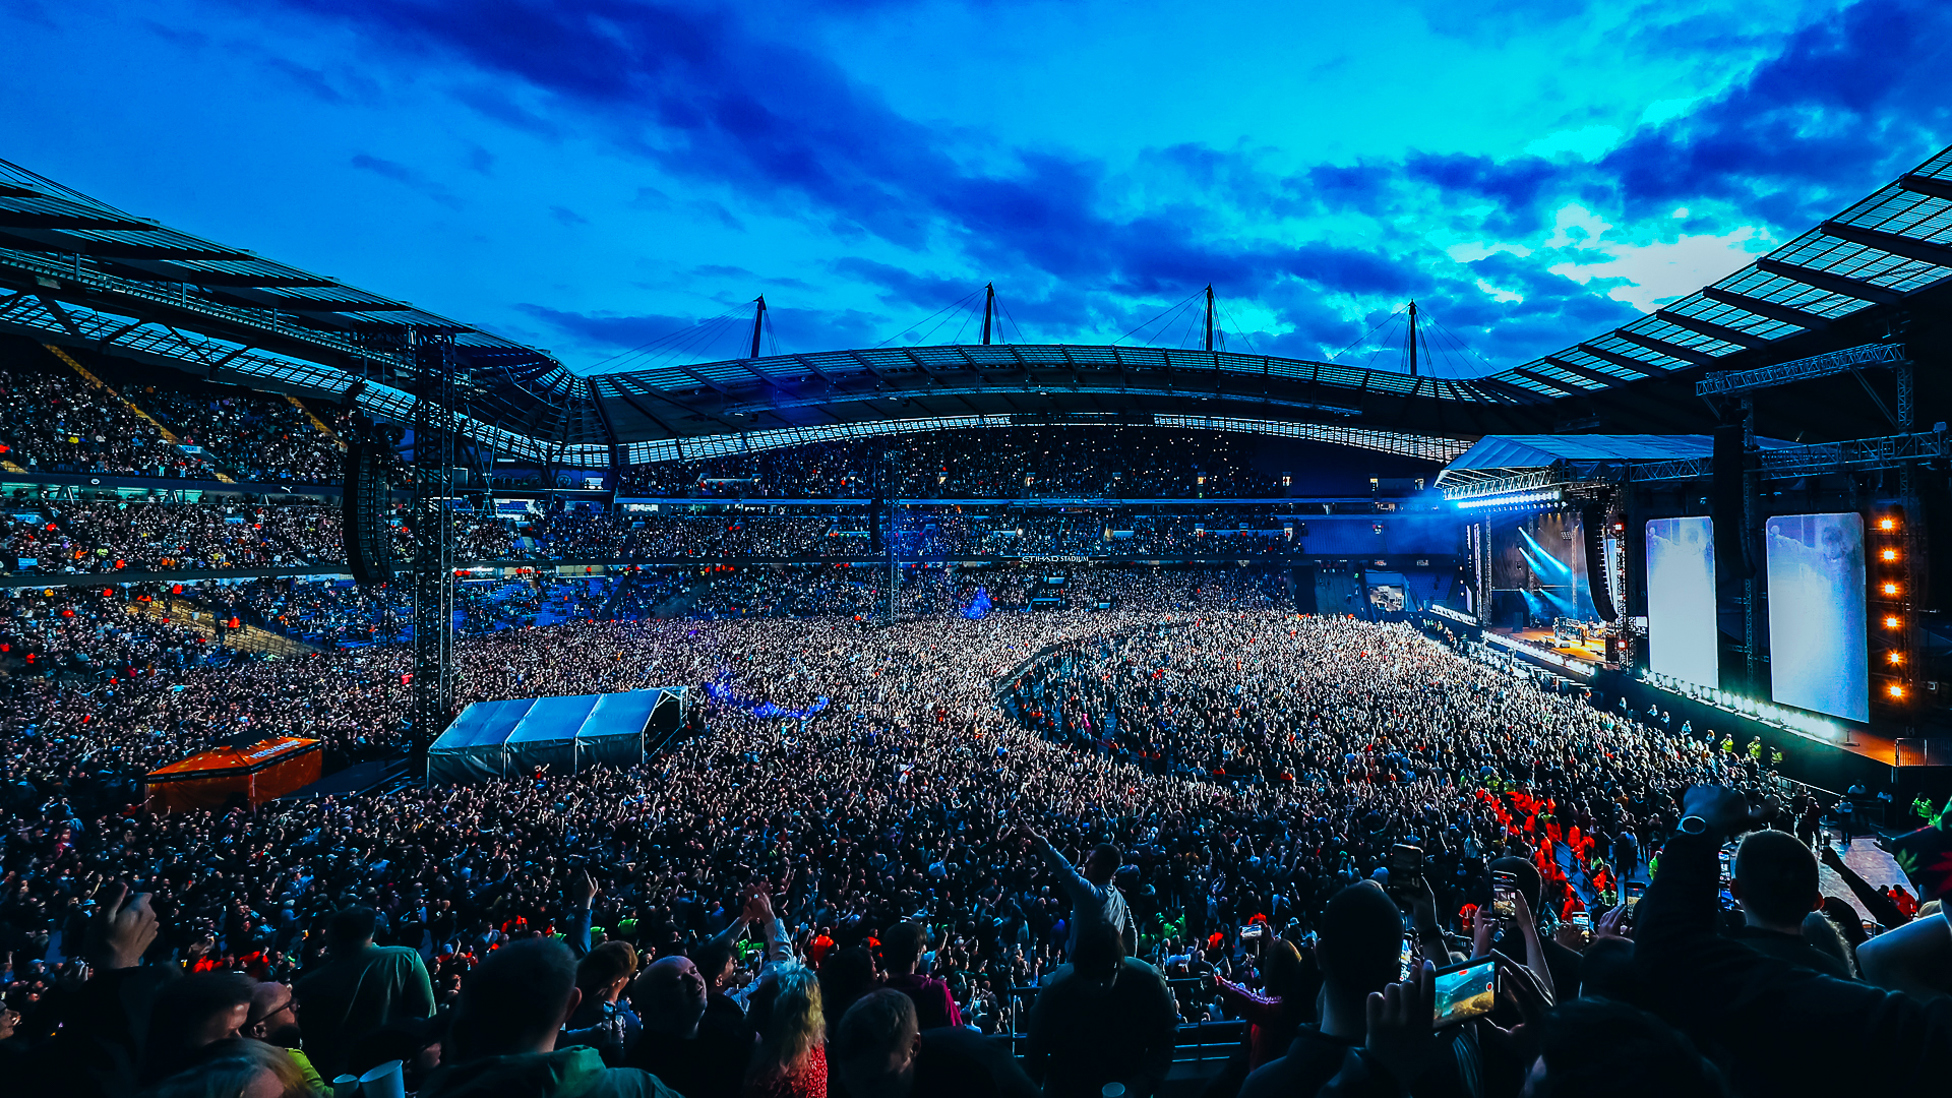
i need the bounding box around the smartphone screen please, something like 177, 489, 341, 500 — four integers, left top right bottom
1490, 869, 1518, 921
1623, 880, 1646, 921
1398, 912, 1416, 982
1432, 958, 1498, 1028
1391, 844, 1423, 878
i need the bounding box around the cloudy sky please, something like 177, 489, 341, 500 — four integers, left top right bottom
3, 0, 1947, 377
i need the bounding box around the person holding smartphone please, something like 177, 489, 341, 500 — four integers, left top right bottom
1637, 784, 1952, 1098
1239, 883, 1466, 1098
1478, 858, 1569, 1003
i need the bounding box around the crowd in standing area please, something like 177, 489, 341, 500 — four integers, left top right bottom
0, 358, 1946, 1098
3, 581, 1942, 1098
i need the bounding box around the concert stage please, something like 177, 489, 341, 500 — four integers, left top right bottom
1493, 626, 1608, 665
427, 687, 690, 785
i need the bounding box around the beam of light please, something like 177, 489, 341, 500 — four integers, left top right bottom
1537, 588, 1576, 616
1519, 530, 1572, 575
1517, 543, 1560, 580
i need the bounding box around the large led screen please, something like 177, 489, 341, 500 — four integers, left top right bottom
1765, 512, 1868, 723
1645, 517, 1717, 690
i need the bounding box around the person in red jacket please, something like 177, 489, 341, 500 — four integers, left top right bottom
807, 927, 836, 970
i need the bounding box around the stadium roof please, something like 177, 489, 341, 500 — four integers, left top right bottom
0, 159, 596, 458
1468, 143, 1952, 400
2, 142, 1947, 459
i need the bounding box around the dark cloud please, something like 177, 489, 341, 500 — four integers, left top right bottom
141, 18, 208, 46
267, 0, 1950, 367
830, 258, 980, 309
265, 58, 351, 103
351, 153, 465, 209
550, 205, 588, 226
349, 153, 414, 183
519, 301, 886, 367
1602, 0, 1952, 223
517, 304, 750, 364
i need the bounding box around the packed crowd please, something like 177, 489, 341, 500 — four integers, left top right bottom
0, 502, 1324, 580
0, 351, 1942, 1096
134, 385, 344, 485
0, 359, 212, 479
618, 426, 1296, 498
4, 571, 1938, 1098
0, 499, 347, 574
0, 351, 360, 484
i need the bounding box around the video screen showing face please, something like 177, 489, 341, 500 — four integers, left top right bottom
1765, 512, 1868, 723
1645, 516, 1718, 690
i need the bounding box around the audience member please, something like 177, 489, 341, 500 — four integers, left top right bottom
1023, 922, 1179, 1098
426, 938, 678, 1098
293, 907, 435, 1079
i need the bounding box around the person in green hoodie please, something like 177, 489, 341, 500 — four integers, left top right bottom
420, 938, 681, 1098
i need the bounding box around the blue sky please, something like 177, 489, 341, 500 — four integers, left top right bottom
3, 0, 1948, 376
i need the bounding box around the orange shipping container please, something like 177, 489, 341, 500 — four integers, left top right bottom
144, 736, 322, 813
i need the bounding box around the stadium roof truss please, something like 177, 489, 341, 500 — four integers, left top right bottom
2, 142, 1947, 460
623, 413, 1475, 465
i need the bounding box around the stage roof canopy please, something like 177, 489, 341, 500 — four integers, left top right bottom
1437, 433, 1796, 490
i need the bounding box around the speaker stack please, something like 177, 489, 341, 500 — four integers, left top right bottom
1580, 504, 1618, 622
1711, 422, 1752, 581
343, 442, 394, 587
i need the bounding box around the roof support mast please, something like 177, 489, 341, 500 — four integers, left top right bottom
981, 283, 995, 346
749, 295, 766, 359
1204, 285, 1215, 352
1407, 299, 1419, 378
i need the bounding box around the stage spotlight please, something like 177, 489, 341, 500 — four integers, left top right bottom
1880, 517, 1897, 531
1888, 683, 1906, 699
1883, 582, 1900, 595
1882, 549, 1898, 561
1887, 652, 1903, 665
1885, 615, 1901, 629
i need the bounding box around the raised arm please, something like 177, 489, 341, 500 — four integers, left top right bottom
1637, 786, 1952, 1090
1014, 826, 1097, 908
564, 867, 597, 959
1818, 843, 1907, 927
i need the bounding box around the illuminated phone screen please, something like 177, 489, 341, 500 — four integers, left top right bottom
1433, 959, 1497, 1027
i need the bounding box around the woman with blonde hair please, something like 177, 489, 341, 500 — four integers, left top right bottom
745, 965, 827, 1098
141, 1038, 314, 1098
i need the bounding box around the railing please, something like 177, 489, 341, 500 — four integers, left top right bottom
1002, 978, 1247, 1063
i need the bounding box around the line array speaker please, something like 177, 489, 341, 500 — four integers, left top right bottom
1581, 505, 1618, 622
343, 442, 393, 587
1711, 422, 1752, 580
